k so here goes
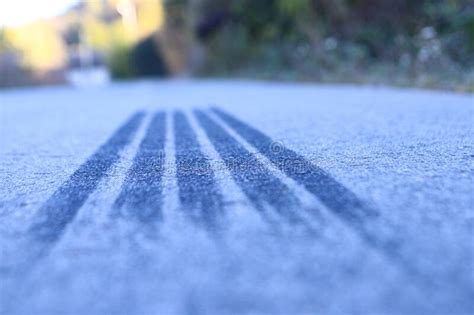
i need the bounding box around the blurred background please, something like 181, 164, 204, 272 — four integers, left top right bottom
0, 0, 473, 91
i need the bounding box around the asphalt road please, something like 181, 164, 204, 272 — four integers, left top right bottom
0, 80, 473, 314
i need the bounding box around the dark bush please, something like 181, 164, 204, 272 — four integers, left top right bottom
131, 35, 169, 77
186, 0, 473, 90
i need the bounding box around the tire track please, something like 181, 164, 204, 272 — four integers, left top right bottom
194, 110, 307, 228
212, 107, 379, 222
2, 112, 146, 314
211, 107, 417, 274
174, 111, 224, 231
28, 111, 145, 244
113, 112, 166, 224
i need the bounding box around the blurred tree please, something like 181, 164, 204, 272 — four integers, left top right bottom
80, 0, 167, 78
82, 0, 165, 51
107, 43, 136, 78
0, 28, 10, 52
187, 0, 473, 62
136, 0, 165, 38
85, 17, 115, 50
6, 21, 67, 71
158, 0, 470, 91
131, 35, 168, 76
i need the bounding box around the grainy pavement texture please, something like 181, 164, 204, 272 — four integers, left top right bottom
0, 80, 473, 314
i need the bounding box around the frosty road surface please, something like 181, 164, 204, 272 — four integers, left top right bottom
0, 80, 473, 314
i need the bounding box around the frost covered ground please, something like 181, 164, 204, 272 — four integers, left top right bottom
0, 80, 473, 314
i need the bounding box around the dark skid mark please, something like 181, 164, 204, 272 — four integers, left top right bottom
211, 108, 413, 269
194, 110, 307, 227
113, 112, 166, 223
174, 111, 224, 231
212, 107, 380, 224
29, 112, 145, 243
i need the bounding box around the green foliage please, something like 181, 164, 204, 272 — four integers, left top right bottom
228, 0, 304, 42
107, 44, 136, 79
277, 0, 310, 18
190, 0, 473, 90
106, 34, 168, 80
0, 29, 10, 53
82, 0, 166, 78
462, 14, 474, 45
